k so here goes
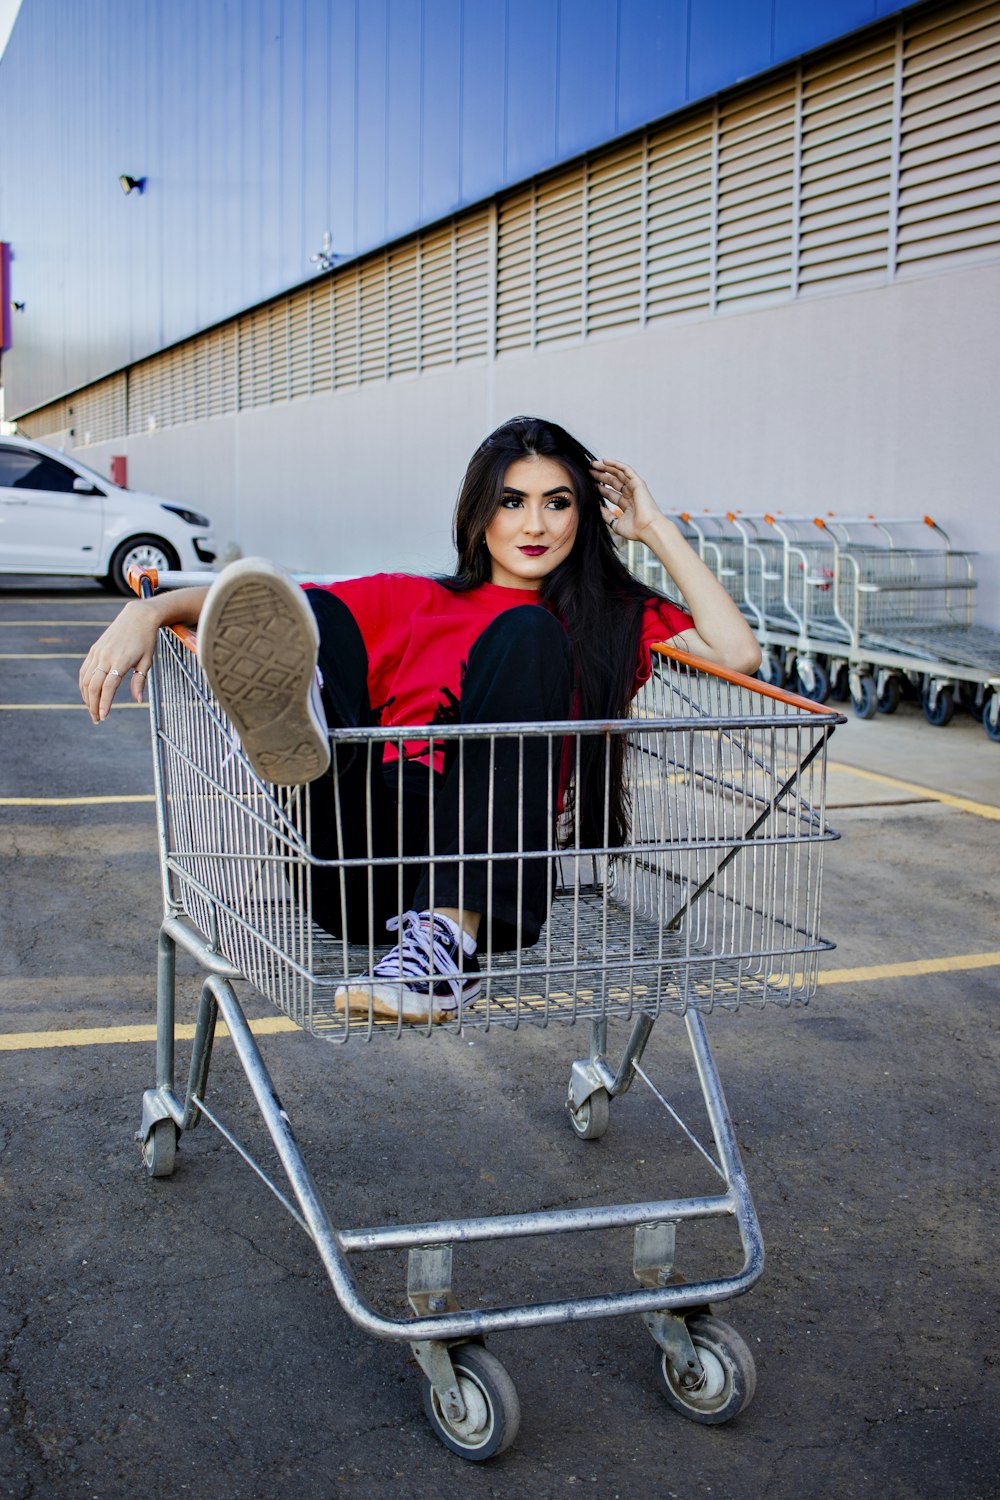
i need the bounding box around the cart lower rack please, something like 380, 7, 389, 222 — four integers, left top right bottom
135, 575, 842, 1459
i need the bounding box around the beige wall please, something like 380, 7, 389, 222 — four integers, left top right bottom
77, 259, 1000, 628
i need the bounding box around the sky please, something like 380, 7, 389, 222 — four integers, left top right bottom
0, 0, 21, 59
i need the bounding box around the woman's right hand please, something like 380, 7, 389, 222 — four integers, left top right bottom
79, 598, 160, 722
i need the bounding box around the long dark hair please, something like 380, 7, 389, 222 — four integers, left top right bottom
441, 415, 669, 847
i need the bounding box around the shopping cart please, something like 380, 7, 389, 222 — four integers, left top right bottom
818, 516, 1000, 730
132, 568, 843, 1459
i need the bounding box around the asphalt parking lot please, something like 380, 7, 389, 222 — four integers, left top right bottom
1, 578, 997, 1500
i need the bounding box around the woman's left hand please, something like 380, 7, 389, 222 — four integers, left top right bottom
591, 459, 663, 543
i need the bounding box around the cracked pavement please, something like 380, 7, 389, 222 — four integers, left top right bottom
0, 580, 997, 1498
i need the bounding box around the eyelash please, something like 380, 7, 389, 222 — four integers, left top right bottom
500, 495, 573, 511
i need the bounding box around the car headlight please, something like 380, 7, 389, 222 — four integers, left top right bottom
161, 503, 212, 528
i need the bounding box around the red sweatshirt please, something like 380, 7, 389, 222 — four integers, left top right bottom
307, 574, 693, 766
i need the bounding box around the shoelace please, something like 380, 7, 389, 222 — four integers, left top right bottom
374, 910, 464, 986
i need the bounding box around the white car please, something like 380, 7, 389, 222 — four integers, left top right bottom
0, 435, 216, 592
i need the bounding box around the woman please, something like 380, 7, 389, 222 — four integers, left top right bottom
80, 416, 760, 1022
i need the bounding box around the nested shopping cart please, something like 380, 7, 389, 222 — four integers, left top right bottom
132, 569, 843, 1460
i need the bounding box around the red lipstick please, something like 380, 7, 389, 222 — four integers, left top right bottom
518, 546, 547, 556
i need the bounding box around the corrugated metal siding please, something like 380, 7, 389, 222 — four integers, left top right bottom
898, 0, 1000, 270
0, 0, 931, 416
799, 32, 898, 289
18, 0, 1000, 445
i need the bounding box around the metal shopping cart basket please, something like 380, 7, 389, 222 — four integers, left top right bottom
133, 570, 843, 1459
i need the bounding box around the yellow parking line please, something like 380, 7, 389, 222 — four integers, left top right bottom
828, 762, 1000, 822
0, 795, 154, 806
818, 950, 1000, 984
0, 1015, 298, 1051
1, 951, 997, 1051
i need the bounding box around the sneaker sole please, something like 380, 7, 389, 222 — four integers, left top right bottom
198, 558, 330, 786
335, 979, 480, 1026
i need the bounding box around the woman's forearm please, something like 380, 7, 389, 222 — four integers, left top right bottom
641, 515, 762, 673
80, 584, 210, 720
144, 583, 210, 628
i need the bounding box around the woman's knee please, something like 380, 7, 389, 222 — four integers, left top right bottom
304, 589, 371, 725
472, 604, 571, 663
462, 605, 572, 719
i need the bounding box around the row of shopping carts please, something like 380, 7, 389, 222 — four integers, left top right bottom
630, 513, 1000, 742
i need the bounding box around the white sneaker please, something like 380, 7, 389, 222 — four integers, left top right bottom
198, 558, 330, 786
336, 910, 481, 1024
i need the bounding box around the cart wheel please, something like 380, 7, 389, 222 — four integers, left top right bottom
793, 660, 829, 704
876, 676, 901, 714
828, 665, 849, 703
922, 683, 955, 727
654, 1314, 756, 1426
422, 1345, 520, 1461
758, 655, 783, 688
142, 1119, 178, 1178
567, 1087, 610, 1141
849, 676, 877, 720
984, 695, 1000, 743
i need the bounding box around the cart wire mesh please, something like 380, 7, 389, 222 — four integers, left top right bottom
149, 625, 841, 1042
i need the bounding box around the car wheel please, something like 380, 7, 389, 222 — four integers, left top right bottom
104, 536, 180, 595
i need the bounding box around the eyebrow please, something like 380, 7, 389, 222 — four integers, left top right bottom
501, 484, 575, 497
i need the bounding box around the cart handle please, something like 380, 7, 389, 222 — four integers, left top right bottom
651, 642, 840, 716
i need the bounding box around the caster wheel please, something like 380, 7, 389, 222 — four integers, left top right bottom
793, 660, 829, 704
876, 676, 901, 714
758, 655, 784, 688
984, 695, 1000, 743
849, 675, 877, 720
828, 665, 849, 703
567, 1087, 610, 1140
654, 1314, 756, 1425
422, 1345, 520, 1460
922, 683, 954, 727
143, 1119, 178, 1178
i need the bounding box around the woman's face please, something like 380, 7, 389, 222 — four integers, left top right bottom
484, 455, 579, 589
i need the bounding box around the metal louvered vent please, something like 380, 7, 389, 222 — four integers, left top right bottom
534, 169, 584, 345
587, 143, 644, 331
70, 375, 127, 445
898, 0, 1000, 274
646, 114, 714, 319
799, 31, 897, 292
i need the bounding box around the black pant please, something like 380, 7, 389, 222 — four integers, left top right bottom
305, 592, 573, 952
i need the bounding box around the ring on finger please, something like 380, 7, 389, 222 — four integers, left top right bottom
108, 668, 121, 678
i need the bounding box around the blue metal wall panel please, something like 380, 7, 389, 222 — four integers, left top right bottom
328, 1, 359, 263
774, 0, 880, 57
386, 0, 424, 239
420, 0, 463, 226
689, 0, 775, 100
616, 0, 689, 134
0, 0, 931, 414
557, 0, 619, 159
278, 0, 308, 295
505, 0, 559, 181
302, 0, 332, 267
356, 0, 389, 249
459, 2, 507, 203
